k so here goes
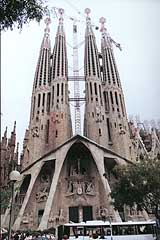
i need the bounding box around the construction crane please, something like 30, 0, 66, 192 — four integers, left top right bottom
99, 17, 122, 51
72, 22, 82, 135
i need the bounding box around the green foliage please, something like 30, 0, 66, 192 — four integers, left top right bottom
0, 186, 12, 211
0, 0, 48, 31
111, 158, 160, 218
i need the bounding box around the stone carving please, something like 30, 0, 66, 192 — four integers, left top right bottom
31, 126, 39, 137
36, 186, 48, 202
95, 105, 102, 122
66, 158, 95, 197
85, 181, 95, 195
48, 209, 65, 225
66, 179, 95, 196
40, 173, 49, 183
98, 206, 108, 221
22, 211, 33, 225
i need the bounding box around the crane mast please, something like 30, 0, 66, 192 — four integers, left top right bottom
73, 23, 81, 135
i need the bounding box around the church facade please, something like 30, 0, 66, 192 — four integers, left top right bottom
1, 8, 160, 231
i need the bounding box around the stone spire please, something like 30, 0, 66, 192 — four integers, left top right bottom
49, 8, 72, 150
100, 17, 134, 160
83, 9, 108, 147
100, 17, 121, 86
9, 121, 16, 150
34, 17, 51, 89
21, 12, 72, 169
51, 8, 68, 80
1, 127, 7, 150
21, 18, 52, 169
1, 122, 20, 186
84, 8, 101, 78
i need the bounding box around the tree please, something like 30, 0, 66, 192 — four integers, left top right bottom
0, 0, 48, 31
0, 185, 12, 212
110, 158, 160, 222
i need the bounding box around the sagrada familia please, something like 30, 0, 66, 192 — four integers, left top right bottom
1, 8, 160, 231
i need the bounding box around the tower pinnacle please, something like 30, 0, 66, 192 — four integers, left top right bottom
41, 17, 51, 50
57, 8, 65, 35
85, 8, 91, 22
58, 8, 64, 24
99, 17, 112, 50
44, 17, 51, 35
100, 17, 122, 51
85, 8, 94, 36
4, 127, 7, 138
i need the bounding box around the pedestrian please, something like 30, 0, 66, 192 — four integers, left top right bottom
62, 235, 69, 240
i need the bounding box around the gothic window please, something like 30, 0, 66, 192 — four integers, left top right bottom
32, 96, 36, 118
57, 36, 61, 77
119, 94, 125, 116
107, 118, 112, 142
94, 83, 97, 95
38, 94, 41, 108
103, 91, 109, 112
90, 37, 96, 76
38, 209, 44, 225
61, 83, 64, 96
86, 83, 89, 102
90, 82, 93, 96
65, 84, 67, 103
110, 91, 114, 105
88, 40, 91, 76
99, 85, 102, 105
48, 58, 51, 84
96, 51, 100, 78
112, 53, 120, 87
52, 44, 57, 79
46, 120, 49, 143
42, 93, 45, 107
35, 51, 42, 88
57, 83, 59, 97
115, 92, 119, 106
55, 130, 58, 138
52, 86, 54, 106
46, 92, 51, 113
43, 49, 48, 85
106, 49, 111, 84
99, 128, 102, 136
39, 50, 45, 86
64, 44, 67, 76
62, 41, 64, 76
108, 51, 116, 84
61, 83, 64, 103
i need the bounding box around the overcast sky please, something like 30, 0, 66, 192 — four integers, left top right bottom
2, 0, 160, 152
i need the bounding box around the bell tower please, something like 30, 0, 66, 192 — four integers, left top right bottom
100, 17, 133, 160
49, 8, 72, 149
21, 17, 52, 169
83, 9, 109, 147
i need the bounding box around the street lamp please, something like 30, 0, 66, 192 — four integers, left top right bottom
8, 170, 21, 240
